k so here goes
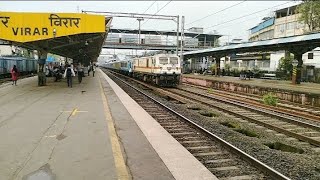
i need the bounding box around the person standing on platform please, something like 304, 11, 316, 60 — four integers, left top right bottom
11, 65, 18, 86
87, 65, 91, 76
63, 65, 75, 88
77, 63, 84, 83
92, 64, 96, 77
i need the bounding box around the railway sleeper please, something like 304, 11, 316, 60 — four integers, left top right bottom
166, 129, 192, 133
161, 125, 189, 129
155, 117, 175, 121
280, 124, 299, 129
310, 136, 320, 140
147, 111, 168, 114
286, 127, 307, 132
298, 131, 320, 137
267, 121, 288, 125
159, 122, 185, 126
193, 151, 225, 158
209, 166, 243, 178
170, 132, 195, 138
180, 140, 210, 147
219, 175, 258, 180
186, 146, 217, 152
175, 136, 202, 141
203, 159, 238, 169
151, 114, 172, 117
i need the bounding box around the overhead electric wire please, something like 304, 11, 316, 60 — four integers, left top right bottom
141, 0, 172, 26
142, 1, 157, 14
187, 1, 294, 41
216, 14, 267, 32
128, 1, 157, 28
204, 1, 292, 30
185, 0, 247, 27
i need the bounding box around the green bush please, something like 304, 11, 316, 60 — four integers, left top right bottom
262, 93, 278, 106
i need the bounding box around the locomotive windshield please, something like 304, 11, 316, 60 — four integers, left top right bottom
159, 57, 168, 65
169, 57, 179, 64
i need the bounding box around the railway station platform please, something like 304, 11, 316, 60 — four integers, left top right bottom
182, 74, 320, 107
0, 70, 216, 180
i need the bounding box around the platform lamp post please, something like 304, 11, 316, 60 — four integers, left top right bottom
292, 59, 298, 85
137, 18, 144, 44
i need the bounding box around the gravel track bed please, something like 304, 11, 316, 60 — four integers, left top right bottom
182, 82, 320, 115
105, 70, 320, 179
133, 86, 320, 179
108, 75, 269, 179
153, 94, 320, 179
181, 84, 320, 127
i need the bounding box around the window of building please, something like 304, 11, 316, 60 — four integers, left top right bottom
296, 22, 304, 29
278, 24, 285, 32
308, 53, 314, 59
286, 22, 295, 30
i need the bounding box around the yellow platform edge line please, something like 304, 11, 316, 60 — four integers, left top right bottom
98, 72, 130, 180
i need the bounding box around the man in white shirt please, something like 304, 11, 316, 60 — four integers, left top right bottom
63, 64, 76, 88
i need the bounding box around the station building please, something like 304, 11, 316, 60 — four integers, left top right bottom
243, 4, 320, 82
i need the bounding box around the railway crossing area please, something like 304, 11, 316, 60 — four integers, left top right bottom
0, 70, 216, 180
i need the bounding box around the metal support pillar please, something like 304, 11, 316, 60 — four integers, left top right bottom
176, 15, 180, 56
293, 52, 303, 84
180, 16, 185, 65
37, 49, 47, 86
215, 56, 221, 77
288, 46, 316, 84
137, 18, 144, 44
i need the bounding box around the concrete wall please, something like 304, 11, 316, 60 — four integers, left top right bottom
249, 26, 274, 41
270, 51, 285, 71
274, 14, 306, 38
302, 48, 320, 68
0, 45, 13, 56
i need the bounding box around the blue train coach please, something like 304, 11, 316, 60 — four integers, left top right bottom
0, 56, 38, 78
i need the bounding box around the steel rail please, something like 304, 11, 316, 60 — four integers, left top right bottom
167, 88, 320, 147
104, 70, 291, 180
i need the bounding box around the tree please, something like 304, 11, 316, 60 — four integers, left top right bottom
296, 0, 320, 32
210, 64, 216, 75
278, 56, 293, 72
277, 55, 294, 79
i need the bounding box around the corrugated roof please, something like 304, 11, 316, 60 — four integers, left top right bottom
183, 32, 320, 56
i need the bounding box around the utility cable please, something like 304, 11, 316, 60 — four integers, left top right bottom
204, 1, 292, 30
185, 0, 247, 27
128, 1, 157, 28
141, 0, 172, 26
142, 1, 157, 14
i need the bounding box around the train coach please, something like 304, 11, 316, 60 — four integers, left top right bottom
103, 53, 181, 87
132, 53, 181, 87
104, 59, 133, 76
0, 56, 38, 78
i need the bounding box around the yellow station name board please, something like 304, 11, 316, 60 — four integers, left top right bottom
0, 12, 106, 43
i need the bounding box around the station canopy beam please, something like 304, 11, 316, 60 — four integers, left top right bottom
0, 11, 112, 64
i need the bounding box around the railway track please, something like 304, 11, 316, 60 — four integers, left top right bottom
182, 83, 320, 121
103, 69, 290, 180
165, 87, 320, 148
105, 69, 320, 149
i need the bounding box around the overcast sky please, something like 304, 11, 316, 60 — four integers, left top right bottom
0, 1, 301, 55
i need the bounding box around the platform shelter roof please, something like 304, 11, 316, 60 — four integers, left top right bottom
183, 32, 320, 57
0, 11, 112, 63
